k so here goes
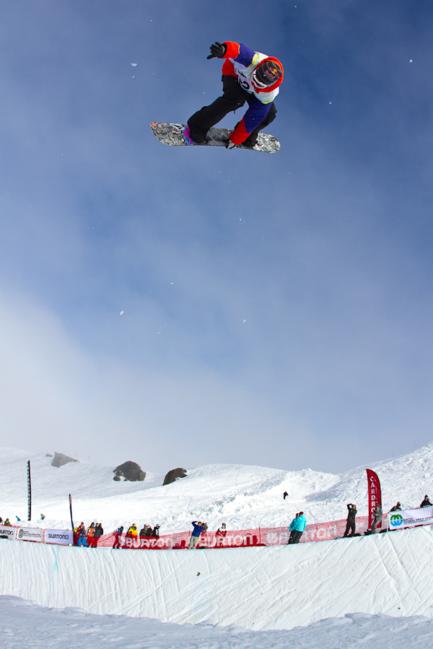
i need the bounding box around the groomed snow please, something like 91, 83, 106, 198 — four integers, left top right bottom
1, 525, 433, 631
2, 596, 433, 649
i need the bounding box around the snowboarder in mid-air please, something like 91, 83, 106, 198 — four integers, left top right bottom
184, 40, 284, 149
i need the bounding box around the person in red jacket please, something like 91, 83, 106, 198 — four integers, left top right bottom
185, 40, 284, 148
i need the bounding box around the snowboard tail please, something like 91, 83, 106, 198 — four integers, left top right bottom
150, 122, 280, 154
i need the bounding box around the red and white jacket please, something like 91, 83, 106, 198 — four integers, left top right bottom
220, 41, 284, 145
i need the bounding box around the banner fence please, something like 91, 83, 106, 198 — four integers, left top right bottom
388, 505, 433, 531
0, 510, 431, 550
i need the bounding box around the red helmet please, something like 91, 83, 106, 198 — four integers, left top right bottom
252, 57, 284, 92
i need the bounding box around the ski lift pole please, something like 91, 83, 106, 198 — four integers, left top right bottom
27, 460, 32, 522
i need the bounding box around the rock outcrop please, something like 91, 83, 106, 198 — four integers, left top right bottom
113, 461, 146, 482
51, 452, 78, 468
163, 467, 187, 485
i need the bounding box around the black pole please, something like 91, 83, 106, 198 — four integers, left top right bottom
69, 494, 74, 532
27, 460, 32, 522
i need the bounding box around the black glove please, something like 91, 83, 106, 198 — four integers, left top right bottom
207, 42, 227, 59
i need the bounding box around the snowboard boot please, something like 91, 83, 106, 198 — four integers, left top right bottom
242, 134, 258, 149
183, 126, 198, 145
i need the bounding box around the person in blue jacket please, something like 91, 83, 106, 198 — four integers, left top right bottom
188, 520, 208, 549
288, 512, 307, 544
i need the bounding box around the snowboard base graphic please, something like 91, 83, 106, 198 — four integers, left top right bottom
150, 122, 280, 154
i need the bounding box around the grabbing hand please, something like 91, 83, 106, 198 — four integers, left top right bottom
207, 42, 227, 59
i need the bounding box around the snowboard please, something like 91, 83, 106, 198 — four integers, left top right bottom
150, 122, 280, 154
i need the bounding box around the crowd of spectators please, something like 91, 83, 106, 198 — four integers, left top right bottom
112, 522, 162, 548
74, 522, 104, 547
2, 492, 433, 551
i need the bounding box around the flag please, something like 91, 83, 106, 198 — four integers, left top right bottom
366, 469, 382, 529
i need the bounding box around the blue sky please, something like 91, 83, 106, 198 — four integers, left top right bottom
1, 1, 433, 473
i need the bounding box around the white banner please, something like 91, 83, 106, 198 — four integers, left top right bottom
388, 505, 433, 530
0, 525, 16, 540
44, 529, 73, 545
16, 526, 43, 543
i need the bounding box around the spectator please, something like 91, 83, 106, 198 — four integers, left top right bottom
87, 522, 96, 548
420, 495, 432, 508
370, 505, 383, 534
343, 503, 357, 537
283, 491, 288, 500
112, 526, 123, 549
288, 512, 307, 544
3, 518, 11, 526
188, 520, 208, 549
139, 524, 153, 538
94, 523, 104, 547
125, 523, 138, 547
0, 517, 3, 524
152, 524, 160, 538
126, 523, 138, 538
216, 523, 227, 537
389, 502, 402, 512
77, 523, 88, 547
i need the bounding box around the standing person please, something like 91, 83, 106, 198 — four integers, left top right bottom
343, 504, 357, 537
288, 512, 307, 544
185, 41, 284, 149
188, 521, 208, 549
94, 523, 104, 547
112, 526, 123, 549
87, 522, 96, 548
216, 523, 227, 537
283, 491, 288, 500
370, 505, 383, 534
420, 495, 432, 508
139, 524, 153, 539
77, 524, 88, 547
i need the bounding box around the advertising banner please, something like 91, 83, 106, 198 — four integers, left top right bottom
0, 525, 16, 540
97, 517, 371, 550
366, 468, 382, 529
16, 526, 43, 543
44, 529, 73, 545
388, 505, 433, 531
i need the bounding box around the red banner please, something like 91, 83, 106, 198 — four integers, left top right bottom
95, 516, 371, 550
366, 468, 382, 529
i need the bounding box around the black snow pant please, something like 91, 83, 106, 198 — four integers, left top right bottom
187, 76, 277, 145
288, 530, 303, 544
344, 519, 356, 537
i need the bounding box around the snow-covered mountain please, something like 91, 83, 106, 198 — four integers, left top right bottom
1, 443, 433, 533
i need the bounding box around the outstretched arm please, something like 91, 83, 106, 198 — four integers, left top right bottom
207, 41, 259, 67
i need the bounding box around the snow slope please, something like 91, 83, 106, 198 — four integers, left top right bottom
3, 596, 433, 649
2, 442, 433, 533
1, 526, 433, 631
2, 444, 433, 646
